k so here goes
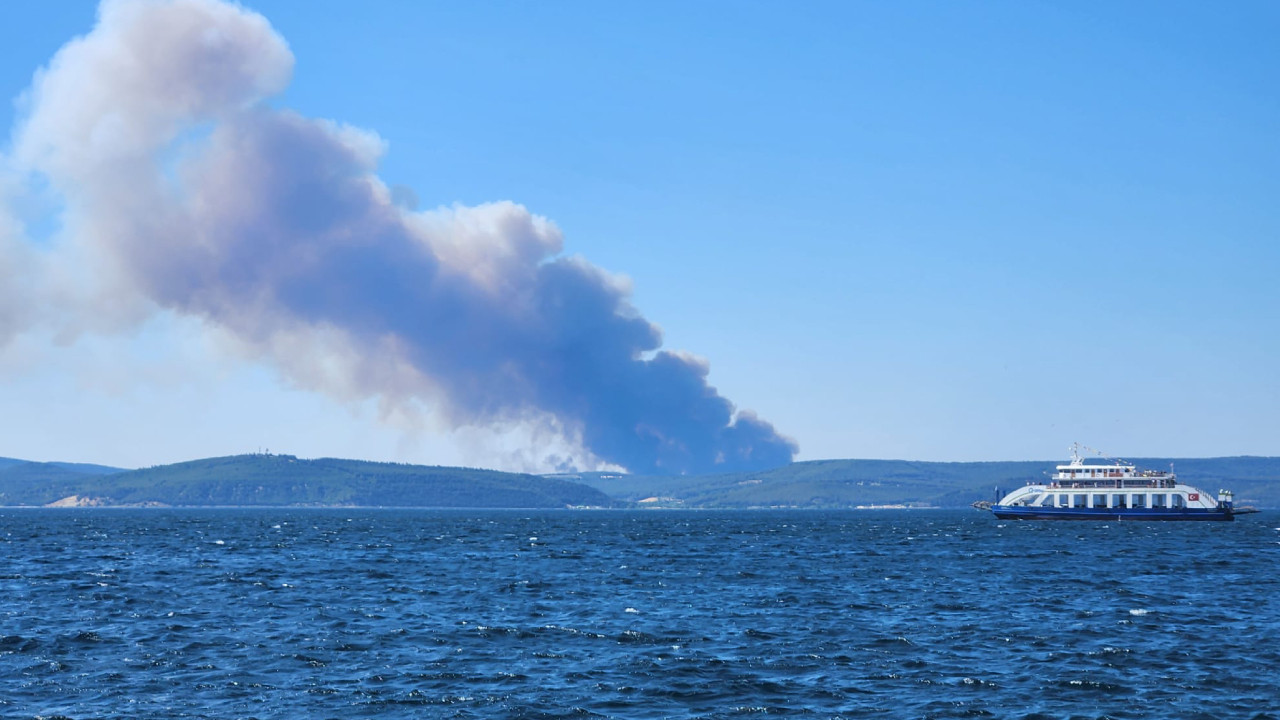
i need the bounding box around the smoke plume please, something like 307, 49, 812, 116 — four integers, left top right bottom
4, 0, 797, 474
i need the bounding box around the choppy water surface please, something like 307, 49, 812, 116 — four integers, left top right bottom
2, 509, 1278, 719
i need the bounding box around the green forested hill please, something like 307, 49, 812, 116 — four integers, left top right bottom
0, 462, 121, 502
0, 457, 124, 474
0, 454, 618, 508
2, 453, 1276, 508
565, 456, 1280, 509
559, 460, 1045, 508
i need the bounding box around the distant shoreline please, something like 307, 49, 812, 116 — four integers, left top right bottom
3, 453, 1276, 509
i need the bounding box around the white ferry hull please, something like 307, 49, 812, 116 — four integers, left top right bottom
988, 445, 1236, 522
992, 505, 1234, 521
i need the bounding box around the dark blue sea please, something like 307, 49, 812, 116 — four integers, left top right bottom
2, 509, 1278, 719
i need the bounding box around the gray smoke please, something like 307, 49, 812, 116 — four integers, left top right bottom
6, 0, 797, 474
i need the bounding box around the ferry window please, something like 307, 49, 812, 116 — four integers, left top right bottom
1058, 495, 1069, 507
1041, 495, 1056, 507
1152, 494, 1167, 508
1112, 494, 1126, 508
1023, 494, 1041, 506
1073, 494, 1087, 508
1131, 494, 1145, 508
1093, 494, 1107, 508
1172, 494, 1185, 508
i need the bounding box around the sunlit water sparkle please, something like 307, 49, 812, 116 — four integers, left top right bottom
2, 509, 1277, 718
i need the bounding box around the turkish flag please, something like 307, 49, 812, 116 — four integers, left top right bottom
1189, 493, 1199, 501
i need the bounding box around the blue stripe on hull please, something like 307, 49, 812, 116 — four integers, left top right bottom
991, 506, 1234, 521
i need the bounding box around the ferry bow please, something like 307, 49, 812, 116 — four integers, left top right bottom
990, 444, 1234, 521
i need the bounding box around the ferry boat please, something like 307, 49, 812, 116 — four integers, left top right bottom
990, 444, 1234, 521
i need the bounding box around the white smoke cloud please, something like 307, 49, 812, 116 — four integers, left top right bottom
14, 0, 292, 182
0, 0, 796, 474
0, 226, 33, 348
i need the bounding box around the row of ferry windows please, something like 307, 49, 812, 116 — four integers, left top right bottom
1029, 493, 1186, 509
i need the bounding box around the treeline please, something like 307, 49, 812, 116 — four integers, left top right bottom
3, 453, 1277, 509
0, 454, 618, 508
569, 456, 1280, 508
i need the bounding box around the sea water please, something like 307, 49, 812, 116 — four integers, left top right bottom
2, 509, 1277, 719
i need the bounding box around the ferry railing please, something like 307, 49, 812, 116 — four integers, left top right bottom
1047, 476, 1172, 490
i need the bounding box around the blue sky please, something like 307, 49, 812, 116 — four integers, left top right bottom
1, 0, 1276, 469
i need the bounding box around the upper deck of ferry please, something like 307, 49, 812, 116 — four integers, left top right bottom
1042, 444, 1178, 490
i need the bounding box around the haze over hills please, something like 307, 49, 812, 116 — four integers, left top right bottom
1, 453, 1277, 509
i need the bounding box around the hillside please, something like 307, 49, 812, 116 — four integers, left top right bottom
565, 456, 1280, 508
3, 453, 1277, 509
559, 460, 1045, 508
0, 454, 618, 508
0, 457, 124, 474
